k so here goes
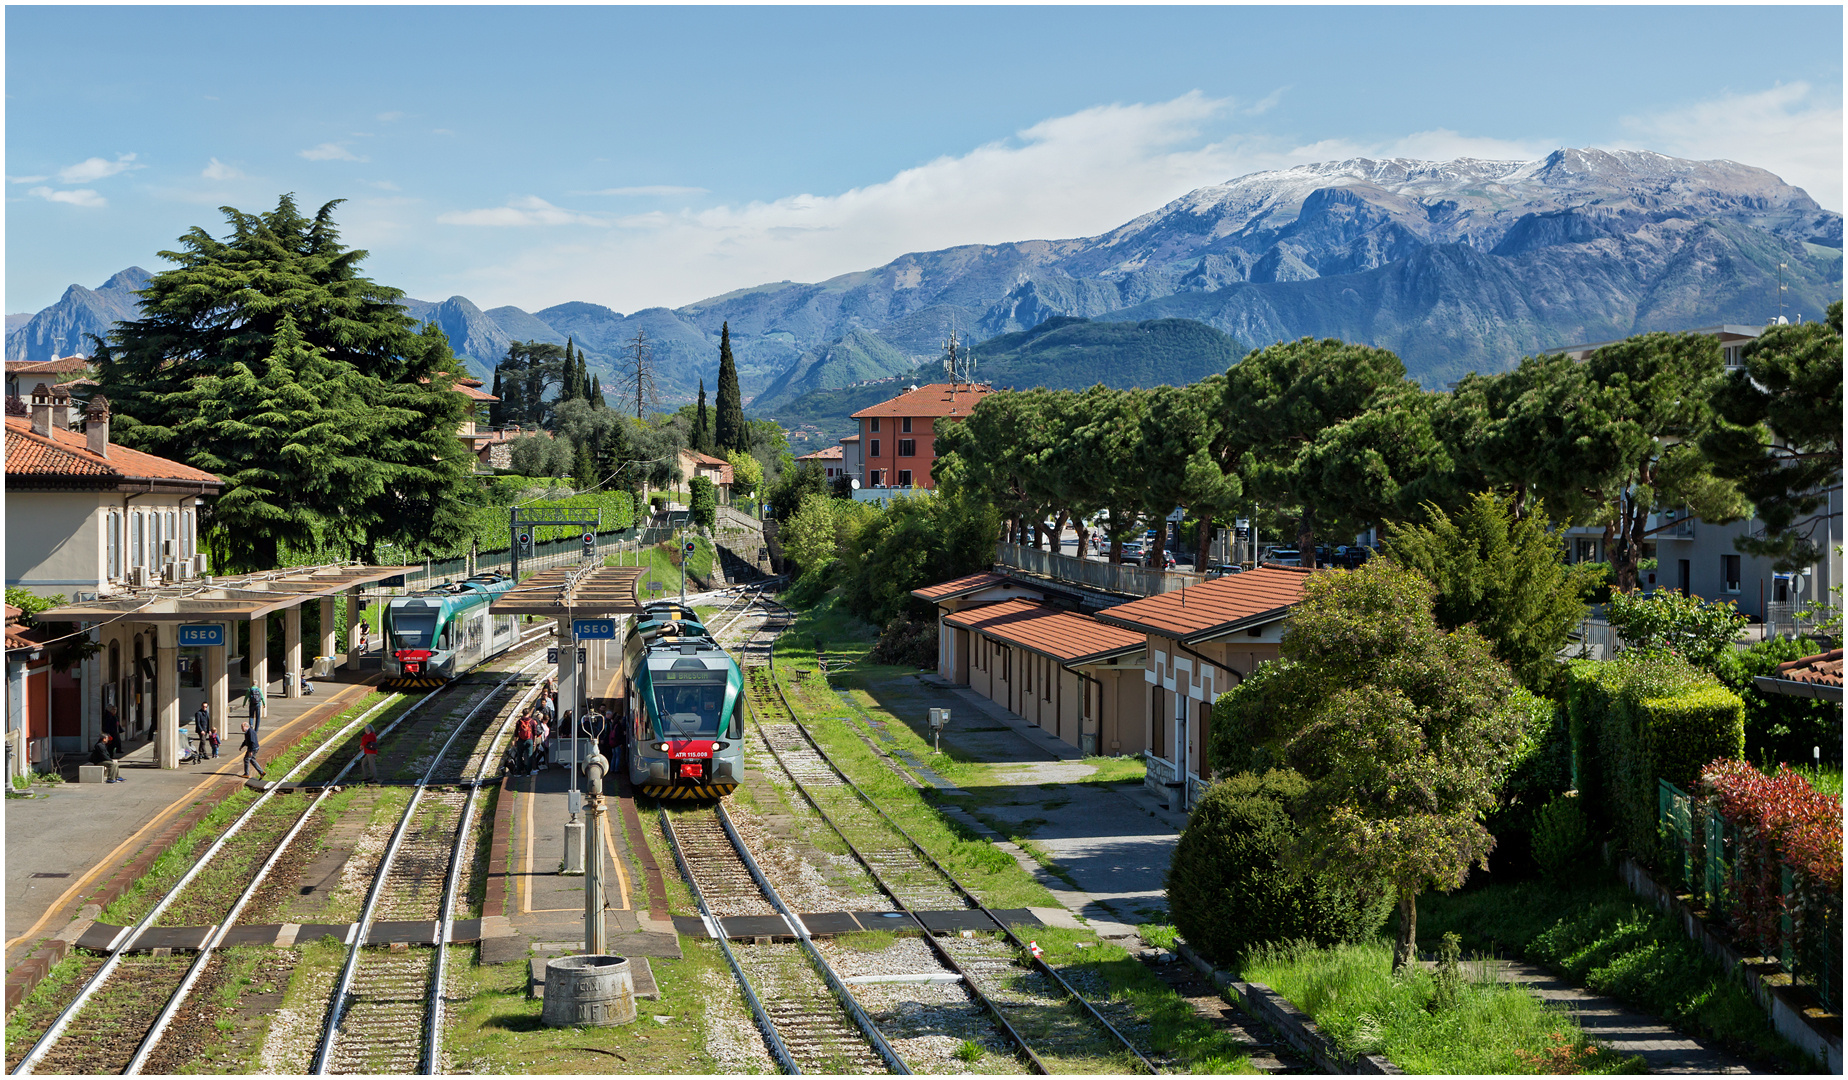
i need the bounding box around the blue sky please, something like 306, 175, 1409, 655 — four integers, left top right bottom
7, 5, 1842, 316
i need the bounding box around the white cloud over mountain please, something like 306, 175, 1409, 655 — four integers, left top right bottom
1621, 82, 1842, 211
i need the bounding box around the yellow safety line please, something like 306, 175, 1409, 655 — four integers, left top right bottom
520, 780, 535, 914
602, 808, 632, 910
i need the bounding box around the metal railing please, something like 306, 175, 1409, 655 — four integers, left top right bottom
996, 542, 1197, 597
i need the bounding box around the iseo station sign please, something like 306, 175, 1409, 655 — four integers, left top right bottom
178, 624, 225, 647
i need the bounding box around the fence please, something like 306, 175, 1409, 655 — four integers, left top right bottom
996, 542, 1197, 597
1659, 778, 1840, 1010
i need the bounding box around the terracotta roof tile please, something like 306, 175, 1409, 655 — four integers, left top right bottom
454, 383, 499, 401
943, 599, 1145, 664
840, 434, 861, 443
850, 382, 993, 420
911, 571, 1012, 602
5, 356, 91, 375
1772, 649, 1843, 688
5, 416, 223, 487
797, 446, 844, 461
1095, 566, 1314, 641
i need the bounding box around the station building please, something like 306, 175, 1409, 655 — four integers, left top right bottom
5, 386, 397, 775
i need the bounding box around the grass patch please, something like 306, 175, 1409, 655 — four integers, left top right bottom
610, 535, 717, 600
1789, 762, 1841, 797
1244, 939, 1642, 1074
1416, 874, 1813, 1070
1139, 924, 1179, 951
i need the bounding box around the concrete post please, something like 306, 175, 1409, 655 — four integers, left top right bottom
283, 604, 302, 698
344, 587, 362, 666
248, 614, 269, 721
318, 597, 336, 674
207, 623, 229, 748
585, 753, 608, 955
155, 623, 180, 769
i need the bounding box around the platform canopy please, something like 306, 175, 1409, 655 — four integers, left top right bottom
490, 564, 645, 617
38, 563, 404, 623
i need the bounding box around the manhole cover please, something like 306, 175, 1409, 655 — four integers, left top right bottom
30, 872, 70, 879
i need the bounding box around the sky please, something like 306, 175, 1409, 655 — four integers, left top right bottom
6, 5, 1843, 317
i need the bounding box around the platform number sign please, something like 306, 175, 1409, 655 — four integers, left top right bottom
178, 623, 224, 647
573, 619, 617, 640
547, 647, 558, 664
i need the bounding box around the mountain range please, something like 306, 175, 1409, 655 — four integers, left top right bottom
9, 147, 1841, 408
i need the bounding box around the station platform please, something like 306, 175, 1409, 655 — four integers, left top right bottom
479, 757, 680, 966
5, 663, 382, 974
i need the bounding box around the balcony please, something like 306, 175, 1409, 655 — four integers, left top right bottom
996, 542, 1198, 598
1651, 509, 1696, 540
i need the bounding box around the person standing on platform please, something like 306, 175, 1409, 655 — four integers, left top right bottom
245, 683, 264, 731
358, 724, 379, 782
92, 733, 122, 783
512, 710, 534, 774
239, 722, 265, 780
193, 703, 215, 760
102, 706, 121, 751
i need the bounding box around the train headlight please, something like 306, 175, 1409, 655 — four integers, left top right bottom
655, 742, 671, 753
714, 742, 729, 750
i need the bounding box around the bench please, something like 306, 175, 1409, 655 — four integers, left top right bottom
78, 764, 108, 783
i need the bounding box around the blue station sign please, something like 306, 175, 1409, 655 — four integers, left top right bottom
178, 623, 225, 647
572, 619, 618, 640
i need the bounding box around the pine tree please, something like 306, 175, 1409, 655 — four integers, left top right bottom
693, 379, 711, 453
715, 321, 744, 451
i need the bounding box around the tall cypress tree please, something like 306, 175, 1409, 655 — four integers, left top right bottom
590, 373, 604, 410
488, 368, 505, 427
693, 378, 711, 454
714, 321, 744, 452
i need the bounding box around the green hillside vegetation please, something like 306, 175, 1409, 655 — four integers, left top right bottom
970, 316, 1244, 390
752, 328, 921, 412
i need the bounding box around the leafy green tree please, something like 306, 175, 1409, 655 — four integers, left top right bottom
1604, 589, 1748, 673
510, 433, 572, 478
1063, 386, 1149, 562
843, 488, 1002, 625
715, 321, 745, 452
1139, 380, 1242, 567
498, 340, 568, 427
1212, 560, 1530, 971
688, 476, 717, 531
725, 448, 763, 500
1385, 493, 1600, 692
573, 437, 597, 492
1703, 303, 1843, 569
692, 378, 711, 454
1222, 338, 1420, 567
782, 491, 840, 574
767, 460, 827, 520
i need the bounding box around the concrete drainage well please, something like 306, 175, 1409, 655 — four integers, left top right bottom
540, 954, 638, 1028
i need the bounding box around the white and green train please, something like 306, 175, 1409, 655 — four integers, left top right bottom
621, 601, 744, 799
382, 572, 521, 685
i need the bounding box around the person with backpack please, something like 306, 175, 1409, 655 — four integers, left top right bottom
245, 683, 265, 730
512, 710, 534, 774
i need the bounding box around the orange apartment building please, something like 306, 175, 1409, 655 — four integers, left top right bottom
849, 382, 991, 490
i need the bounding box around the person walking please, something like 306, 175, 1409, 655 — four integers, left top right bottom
239, 722, 265, 780
91, 733, 122, 783
245, 683, 264, 730
358, 724, 379, 782
193, 703, 214, 761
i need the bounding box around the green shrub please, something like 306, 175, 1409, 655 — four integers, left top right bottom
785, 562, 837, 607
1565, 654, 1745, 859
688, 476, 717, 531
1167, 770, 1390, 966
1713, 636, 1843, 768
1532, 794, 1591, 885
868, 612, 937, 669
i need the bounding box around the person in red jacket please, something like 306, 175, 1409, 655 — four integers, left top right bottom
358, 724, 379, 782
512, 711, 535, 774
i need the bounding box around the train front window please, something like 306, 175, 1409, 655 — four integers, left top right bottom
652, 675, 726, 736
392, 610, 438, 650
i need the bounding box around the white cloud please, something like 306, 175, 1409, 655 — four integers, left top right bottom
437, 196, 608, 227
1244, 88, 1287, 117
369, 180, 402, 191
1284, 129, 1553, 165
58, 153, 138, 183
377, 111, 407, 123
7, 175, 49, 185
28, 186, 106, 208
577, 185, 711, 197
1620, 82, 1843, 211
201, 157, 245, 181
300, 142, 367, 162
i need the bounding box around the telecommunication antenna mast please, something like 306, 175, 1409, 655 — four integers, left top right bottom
942, 331, 978, 386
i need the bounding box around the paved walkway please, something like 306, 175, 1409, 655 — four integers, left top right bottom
846, 673, 1186, 941
5, 667, 380, 969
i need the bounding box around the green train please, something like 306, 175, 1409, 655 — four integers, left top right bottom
381, 572, 521, 685
621, 601, 744, 799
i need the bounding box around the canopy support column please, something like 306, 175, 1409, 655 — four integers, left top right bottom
155, 623, 180, 769
283, 604, 302, 698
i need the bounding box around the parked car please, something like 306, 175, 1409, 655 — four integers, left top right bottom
1205, 563, 1243, 579
1333, 545, 1374, 569
1119, 540, 1146, 563
1264, 548, 1302, 566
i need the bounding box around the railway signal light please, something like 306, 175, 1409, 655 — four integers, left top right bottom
582, 532, 596, 556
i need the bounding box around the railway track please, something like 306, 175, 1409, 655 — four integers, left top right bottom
734, 594, 1160, 1074
312, 650, 549, 1074
7, 624, 554, 1078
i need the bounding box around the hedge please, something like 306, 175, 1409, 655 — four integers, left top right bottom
1566, 653, 1745, 860
1166, 770, 1391, 966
